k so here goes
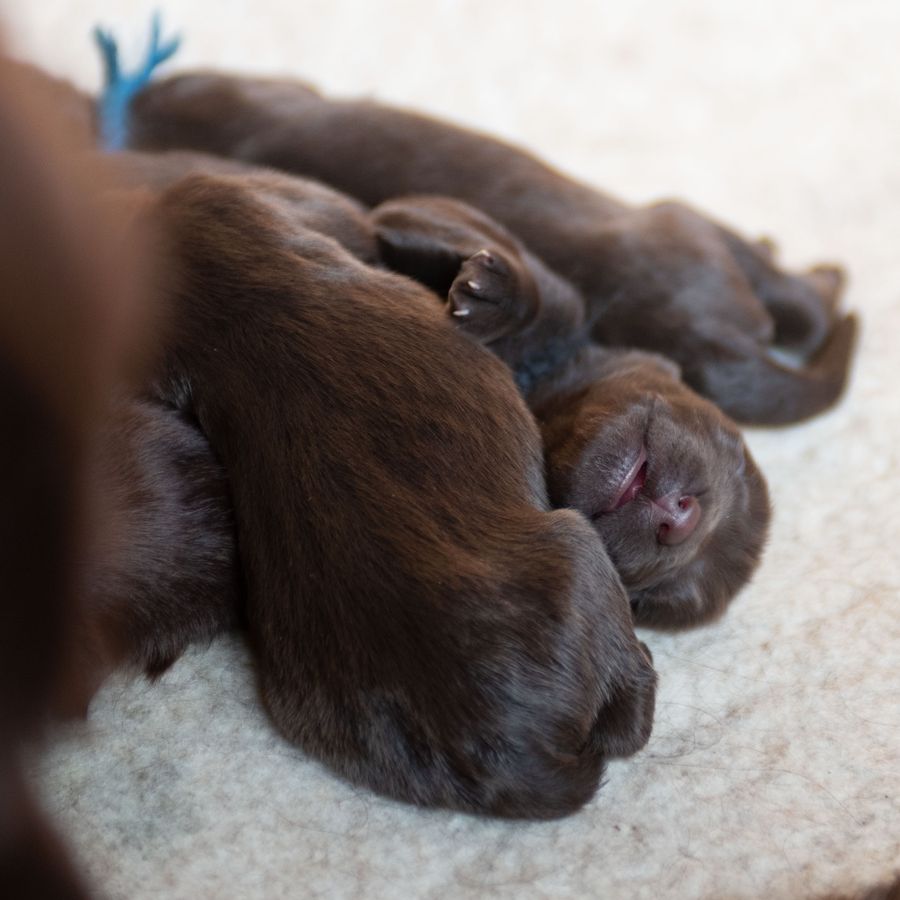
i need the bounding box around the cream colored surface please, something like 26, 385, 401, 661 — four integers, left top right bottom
8, 1, 898, 897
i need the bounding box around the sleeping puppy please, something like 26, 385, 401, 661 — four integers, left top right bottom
126, 70, 856, 426
531, 349, 770, 627
2, 63, 656, 821
372, 195, 770, 626
4, 96, 656, 818
103, 154, 668, 812
129, 170, 657, 819
105, 158, 769, 629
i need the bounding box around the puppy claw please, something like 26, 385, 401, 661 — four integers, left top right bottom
447, 247, 521, 339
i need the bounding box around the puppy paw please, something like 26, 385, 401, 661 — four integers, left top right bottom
448, 248, 524, 343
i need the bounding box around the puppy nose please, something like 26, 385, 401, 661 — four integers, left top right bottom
653, 494, 701, 546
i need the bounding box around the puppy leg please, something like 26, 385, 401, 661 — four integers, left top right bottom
445, 247, 538, 343
717, 225, 846, 357
143, 174, 656, 819
687, 315, 858, 425
372, 197, 541, 343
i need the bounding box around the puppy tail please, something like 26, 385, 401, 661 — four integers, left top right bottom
697, 313, 858, 425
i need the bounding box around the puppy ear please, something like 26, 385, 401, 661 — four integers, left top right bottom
372, 203, 467, 295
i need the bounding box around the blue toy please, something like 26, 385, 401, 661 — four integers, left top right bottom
94, 13, 181, 151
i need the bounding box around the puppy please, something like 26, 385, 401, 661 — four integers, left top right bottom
372, 195, 770, 626
105, 158, 769, 629
127, 70, 857, 425
130, 169, 656, 819
1, 67, 657, 819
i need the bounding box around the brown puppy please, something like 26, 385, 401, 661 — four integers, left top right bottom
531, 348, 770, 627
5, 106, 656, 818
132, 170, 656, 819
0, 63, 653, 823
372, 195, 770, 626
127, 70, 857, 425
104, 157, 769, 629
102, 156, 768, 629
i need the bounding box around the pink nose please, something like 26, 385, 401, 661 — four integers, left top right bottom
653, 494, 701, 546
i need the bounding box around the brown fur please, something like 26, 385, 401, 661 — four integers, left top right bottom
106, 156, 769, 628
370, 195, 770, 626
0, 55, 132, 900
68, 397, 239, 705
128, 70, 856, 425
46, 133, 661, 815
0, 60, 242, 894
134, 170, 656, 818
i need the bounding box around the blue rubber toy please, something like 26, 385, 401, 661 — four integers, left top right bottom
94, 13, 180, 151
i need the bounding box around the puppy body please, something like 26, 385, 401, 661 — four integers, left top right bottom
1, 90, 656, 819
95, 152, 661, 811
104, 149, 379, 265
137, 171, 656, 818
128, 71, 856, 424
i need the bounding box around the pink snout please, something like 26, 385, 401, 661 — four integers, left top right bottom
652, 494, 701, 546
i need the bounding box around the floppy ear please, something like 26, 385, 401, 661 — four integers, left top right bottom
372, 203, 467, 296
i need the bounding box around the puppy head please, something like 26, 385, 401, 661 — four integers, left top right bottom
536, 350, 770, 627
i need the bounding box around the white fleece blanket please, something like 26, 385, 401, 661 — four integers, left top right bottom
9, 1, 898, 897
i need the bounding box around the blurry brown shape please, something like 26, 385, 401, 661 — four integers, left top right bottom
0, 50, 147, 899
